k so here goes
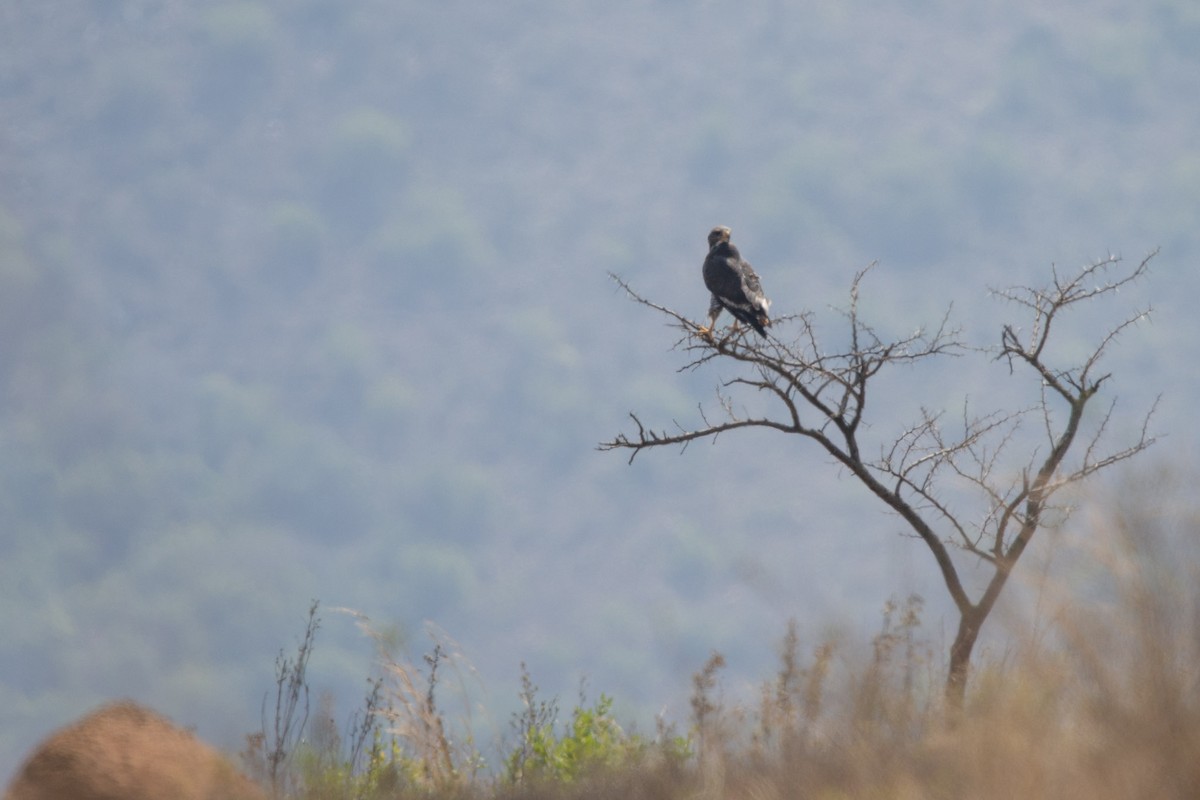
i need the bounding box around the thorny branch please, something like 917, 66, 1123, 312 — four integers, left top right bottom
600, 252, 1158, 701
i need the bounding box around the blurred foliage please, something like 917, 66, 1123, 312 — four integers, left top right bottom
0, 0, 1191, 782
193, 3, 279, 118
318, 109, 411, 235
262, 202, 327, 290
505, 691, 661, 784
258, 521, 1200, 799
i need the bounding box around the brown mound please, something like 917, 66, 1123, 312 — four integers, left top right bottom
4, 700, 267, 800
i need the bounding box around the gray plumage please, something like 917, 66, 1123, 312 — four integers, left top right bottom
702, 225, 771, 337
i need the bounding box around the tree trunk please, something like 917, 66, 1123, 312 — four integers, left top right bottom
946, 607, 983, 713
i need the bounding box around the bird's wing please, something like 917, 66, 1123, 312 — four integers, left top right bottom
739, 260, 762, 295
738, 259, 770, 313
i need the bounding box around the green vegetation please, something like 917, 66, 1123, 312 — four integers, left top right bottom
248, 486, 1200, 799
504, 670, 687, 785
1, 0, 1195, 786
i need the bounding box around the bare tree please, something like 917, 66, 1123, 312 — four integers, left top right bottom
599, 252, 1158, 710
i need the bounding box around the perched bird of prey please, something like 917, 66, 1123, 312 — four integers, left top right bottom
701, 225, 771, 338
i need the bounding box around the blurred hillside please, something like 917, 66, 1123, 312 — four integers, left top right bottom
1, 0, 1197, 780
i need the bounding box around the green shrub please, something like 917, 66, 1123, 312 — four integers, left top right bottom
504, 667, 686, 785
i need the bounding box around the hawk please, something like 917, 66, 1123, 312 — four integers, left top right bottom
701, 225, 771, 338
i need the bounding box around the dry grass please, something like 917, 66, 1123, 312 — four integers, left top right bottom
497, 488, 1200, 800
10, 492, 1193, 800
247, 485, 1200, 800
678, 488, 1200, 800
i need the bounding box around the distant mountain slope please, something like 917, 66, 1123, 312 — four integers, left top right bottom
1, 0, 1193, 781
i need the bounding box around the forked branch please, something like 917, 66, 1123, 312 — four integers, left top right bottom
601, 251, 1158, 707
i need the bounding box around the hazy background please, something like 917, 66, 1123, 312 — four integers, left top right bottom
2, 0, 1196, 779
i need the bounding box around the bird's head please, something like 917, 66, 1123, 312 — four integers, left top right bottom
707, 225, 732, 249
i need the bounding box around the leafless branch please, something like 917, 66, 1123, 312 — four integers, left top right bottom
601, 251, 1157, 707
